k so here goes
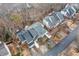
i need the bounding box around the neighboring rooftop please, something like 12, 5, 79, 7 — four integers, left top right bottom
43, 12, 64, 29
61, 4, 76, 18
17, 22, 48, 48
0, 42, 11, 56
17, 29, 38, 48
29, 22, 48, 37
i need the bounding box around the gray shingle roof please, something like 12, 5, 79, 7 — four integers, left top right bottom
43, 12, 64, 29
28, 28, 38, 39
17, 29, 38, 44
29, 22, 47, 37
17, 30, 27, 42
55, 12, 64, 21
17, 22, 47, 48
62, 4, 76, 18
0, 43, 9, 56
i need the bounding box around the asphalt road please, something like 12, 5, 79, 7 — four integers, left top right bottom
45, 26, 79, 56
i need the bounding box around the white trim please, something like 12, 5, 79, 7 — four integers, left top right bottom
17, 34, 25, 44
45, 33, 51, 39
34, 41, 39, 48
49, 17, 52, 23
61, 11, 67, 16
54, 22, 60, 28
43, 19, 50, 29
38, 22, 44, 27
4, 43, 11, 56
56, 12, 64, 22
28, 37, 37, 45
29, 43, 35, 48
0, 41, 1, 44
65, 4, 70, 8
24, 26, 29, 30
71, 6, 76, 16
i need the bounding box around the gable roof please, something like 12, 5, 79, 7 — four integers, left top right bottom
17, 28, 38, 44
61, 4, 76, 18
17, 22, 47, 48
29, 22, 48, 37
43, 12, 64, 29
0, 42, 11, 56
